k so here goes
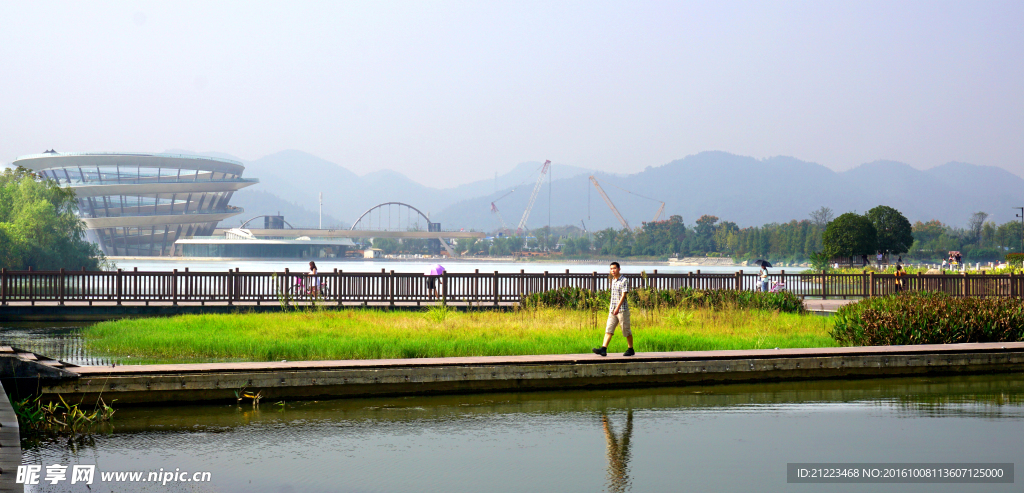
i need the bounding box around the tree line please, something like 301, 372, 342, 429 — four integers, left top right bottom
553, 206, 1022, 262
0, 167, 105, 270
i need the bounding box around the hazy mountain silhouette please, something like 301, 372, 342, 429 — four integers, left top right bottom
167, 149, 1024, 232
437, 151, 1024, 230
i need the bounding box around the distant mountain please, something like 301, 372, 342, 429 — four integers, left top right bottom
166, 148, 1024, 232
222, 189, 346, 229
435, 151, 1024, 230
440, 161, 595, 202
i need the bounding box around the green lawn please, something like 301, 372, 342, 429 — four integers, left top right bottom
84, 306, 837, 364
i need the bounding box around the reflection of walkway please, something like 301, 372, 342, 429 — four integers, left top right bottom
602, 411, 633, 493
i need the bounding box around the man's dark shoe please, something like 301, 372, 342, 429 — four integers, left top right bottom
623, 348, 635, 357
592, 347, 607, 357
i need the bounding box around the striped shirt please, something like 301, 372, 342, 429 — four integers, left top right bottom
609, 276, 629, 312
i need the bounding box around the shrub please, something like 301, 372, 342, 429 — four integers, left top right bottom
1006, 253, 1024, 267
830, 292, 1024, 346
521, 286, 804, 313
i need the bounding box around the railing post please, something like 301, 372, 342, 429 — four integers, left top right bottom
227, 269, 234, 305
133, 266, 138, 302
962, 272, 968, 297
116, 268, 123, 306
59, 268, 65, 305
235, 267, 240, 303
821, 271, 827, 300
442, 270, 448, 304
1, 268, 6, 306
1011, 272, 1017, 299
389, 270, 395, 308
381, 268, 387, 303
868, 272, 874, 297
334, 268, 341, 306
735, 270, 741, 291
172, 269, 178, 306
543, 271, 549, 293
493, 271, 499, 306
519, 269, 525, 300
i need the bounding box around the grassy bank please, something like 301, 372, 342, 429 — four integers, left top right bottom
85, 307, 836, 364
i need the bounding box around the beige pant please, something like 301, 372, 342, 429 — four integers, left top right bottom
605, 311, 631, 337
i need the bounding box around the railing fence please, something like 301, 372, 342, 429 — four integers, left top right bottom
2, 268, 1022, 306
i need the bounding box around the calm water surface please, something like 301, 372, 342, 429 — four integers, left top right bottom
106, 258, 801, 275
20, 373, 1024, 493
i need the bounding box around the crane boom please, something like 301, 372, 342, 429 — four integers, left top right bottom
490, 188, 516, 231
516, 160, 550, 234
653, 202, 665, 222
589, 176, 630, 229
490, 202, 509, 230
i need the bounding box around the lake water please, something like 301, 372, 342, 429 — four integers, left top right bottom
19, 373, 1023, 493
105, 258, 805, 275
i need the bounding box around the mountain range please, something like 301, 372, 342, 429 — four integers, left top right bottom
165, 150, 1024, 231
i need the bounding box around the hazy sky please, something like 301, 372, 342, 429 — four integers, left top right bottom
2, 1, 1022, 187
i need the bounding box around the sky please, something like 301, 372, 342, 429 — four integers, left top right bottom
2, 1, 1022, 187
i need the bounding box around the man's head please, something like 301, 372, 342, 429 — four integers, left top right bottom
609, 262, 621, 278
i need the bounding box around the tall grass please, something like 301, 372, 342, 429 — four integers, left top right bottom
831, 292, 1024, 346
84, 307, 835, 364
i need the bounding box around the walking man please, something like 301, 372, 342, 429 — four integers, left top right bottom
593, 262, 635, 357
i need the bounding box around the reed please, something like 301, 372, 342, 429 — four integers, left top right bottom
84, 307, 835, 364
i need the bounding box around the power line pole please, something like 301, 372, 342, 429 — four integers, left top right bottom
548, 162, 552, 249
1016, 207, 1024, 253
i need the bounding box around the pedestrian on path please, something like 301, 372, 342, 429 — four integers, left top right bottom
894, 264, 906, 293
307, 261, 321, 296
593, 262, 635, 357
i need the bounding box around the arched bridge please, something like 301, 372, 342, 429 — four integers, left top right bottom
214, 202, 484, 256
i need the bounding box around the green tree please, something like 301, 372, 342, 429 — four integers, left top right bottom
865, 205, 913, 254
371, 237, 399, 254
456, 237, 477, 255
822, 213, 877, 258
0, 166, 104, 270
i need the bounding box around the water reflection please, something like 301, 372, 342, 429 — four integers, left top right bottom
602, 410, 633, 493
18, 373, 1024, 493
0, 323, 119, 366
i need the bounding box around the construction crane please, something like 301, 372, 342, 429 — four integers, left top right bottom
490, 188, 516, 231
589, 175, 666, 229
516, 160, 551, 235
590, 176, 630, 229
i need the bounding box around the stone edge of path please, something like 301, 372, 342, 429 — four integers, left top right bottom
70, 341, 1024, 376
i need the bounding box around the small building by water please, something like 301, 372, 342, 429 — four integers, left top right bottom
175, 228, 356, 258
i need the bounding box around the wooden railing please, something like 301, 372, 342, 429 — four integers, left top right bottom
1, 268, 1022, 306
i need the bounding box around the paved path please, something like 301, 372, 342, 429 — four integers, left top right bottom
70, 341, 1024, 376
36, 341, 1024, 405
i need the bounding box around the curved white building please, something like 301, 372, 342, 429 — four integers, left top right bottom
12, 152, 257, 256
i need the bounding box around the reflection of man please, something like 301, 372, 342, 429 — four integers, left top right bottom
602, 411, 634, 493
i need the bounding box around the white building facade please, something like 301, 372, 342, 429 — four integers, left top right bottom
12, 152, 257, 256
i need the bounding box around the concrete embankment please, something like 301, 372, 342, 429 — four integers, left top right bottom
13, 342, 1024, 405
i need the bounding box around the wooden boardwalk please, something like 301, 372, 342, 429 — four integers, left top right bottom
0, 381, 21, 493
33, 341, 1024, 405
